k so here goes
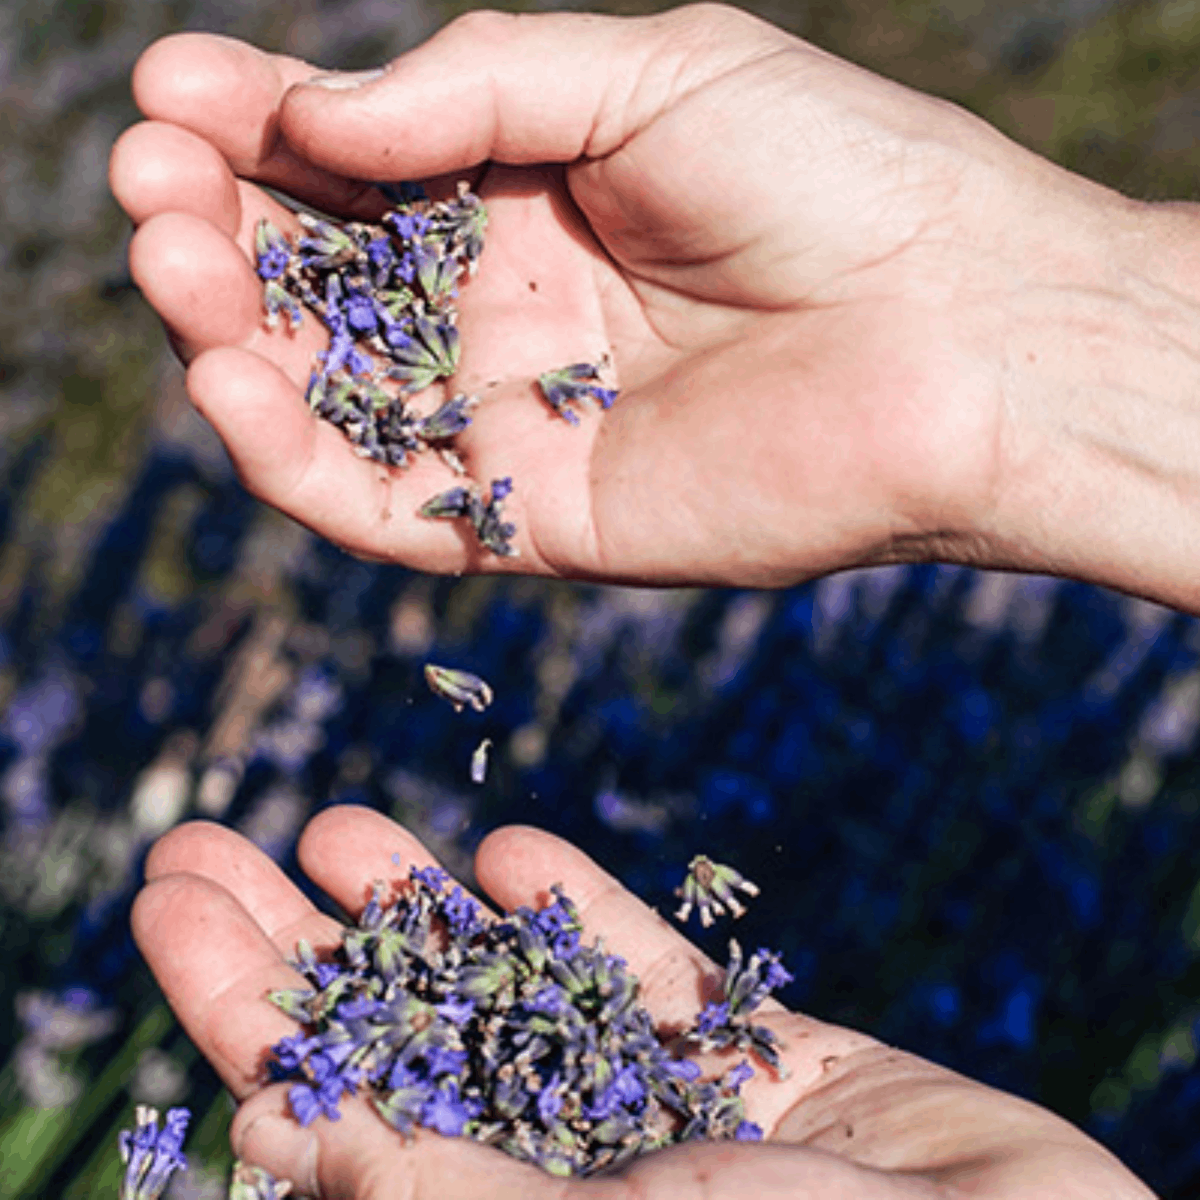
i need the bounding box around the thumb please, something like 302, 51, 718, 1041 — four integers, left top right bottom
278, 6, 785, 181
229, 1084, 586, 1200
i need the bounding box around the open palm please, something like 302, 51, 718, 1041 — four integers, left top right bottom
106, 5, 1087, 588
135, 807, 1150, 1199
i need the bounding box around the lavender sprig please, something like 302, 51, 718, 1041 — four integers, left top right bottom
419, 477, 518, 558
117, 1105, 190, 1200
685, 939, 794, 1077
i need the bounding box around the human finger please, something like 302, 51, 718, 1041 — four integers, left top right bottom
295, 804, 496, 922
132, 872, 312, 1099
109, 120, 241, 236
230, 1082, 602, 1200
185, 345, 533, 572
131, 31, 390, 221
145, 819, 338, 951
278, 7, 790, 180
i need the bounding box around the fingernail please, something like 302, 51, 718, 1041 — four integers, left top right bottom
304, 67, 388, 90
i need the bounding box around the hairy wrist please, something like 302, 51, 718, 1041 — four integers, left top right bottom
974, 187, 1200, 614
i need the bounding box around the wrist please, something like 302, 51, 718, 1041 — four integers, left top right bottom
971, 184, 1200, 614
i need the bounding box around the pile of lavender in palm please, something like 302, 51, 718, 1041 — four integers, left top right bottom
254, 182, 617, 561
255, 182, 483, 468
267, 864, 791, 1177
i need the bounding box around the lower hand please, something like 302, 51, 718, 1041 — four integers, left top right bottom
135, 807, 1151, 1198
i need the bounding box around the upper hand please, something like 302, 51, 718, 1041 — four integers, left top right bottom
109, 5, 1132, 588
134, 807, 1151, 1198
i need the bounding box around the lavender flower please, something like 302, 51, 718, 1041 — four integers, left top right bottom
254, 219, 292, 281
674, 855, 761, 927
416, 393, 477, 442
117, 1105, 190, 1200
418, 478, 518, 558
424, 664, 494, 713
685, 939, 793, 1077
536, 360, 618, 425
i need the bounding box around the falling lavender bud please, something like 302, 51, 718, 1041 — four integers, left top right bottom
424, 664, 494, 713
537, 359, 618, 424
471, 737, 492, 784
117, 1105, 190, 1200
674, 855, 761, 927
229, 1161, 294, 1200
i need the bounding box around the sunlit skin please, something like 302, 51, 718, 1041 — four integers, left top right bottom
114, 5, 1197, 1193
135, 808, 1151, 1199
110, 5, 1200, 605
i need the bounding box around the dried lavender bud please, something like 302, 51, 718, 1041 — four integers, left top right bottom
537, 359, 618, 425
266, 867, 774, 1177
255, 219, 292, 281
424, 664, 494, 713
228, 1161, 293, 1200
684, 939, 793, 1077
419, 486, 475, 520
674, 855, 761, 927
416, 393, 477, 441
475, 478, 518, 558
417, 478, 517, 558
297, 212, 358, 269
117, 1105, 190, 1200
471, 737, 492, 784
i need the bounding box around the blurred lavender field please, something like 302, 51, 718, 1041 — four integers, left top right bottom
4, 0, 1200, 1195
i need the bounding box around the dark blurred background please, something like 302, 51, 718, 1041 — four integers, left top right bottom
3, 0, 1200, 1196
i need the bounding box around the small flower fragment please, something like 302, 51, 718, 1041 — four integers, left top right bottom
229, 1161, 294, 1200
117, 1105, 190, 1200
685, 939, 793, 1077
418, 477, 518, 559
415, 393, 477, 441
674, 855, 761, 927
537, 359, 618, 425
471, 737, 492, 784
425, 664, 494, 713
